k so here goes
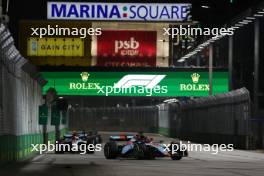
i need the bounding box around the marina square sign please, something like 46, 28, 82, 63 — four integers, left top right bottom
41, 71, 228, 97
47, 2, 191, 21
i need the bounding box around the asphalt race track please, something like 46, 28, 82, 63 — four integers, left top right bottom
1, 132, 264, 176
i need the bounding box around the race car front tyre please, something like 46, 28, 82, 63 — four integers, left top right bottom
104, 141, 118, 159
86, 138, 96, 154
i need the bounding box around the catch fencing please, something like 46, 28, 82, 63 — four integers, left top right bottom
69, 88, 252, 149
163, 88, 251, 149
69, 106, 158, 132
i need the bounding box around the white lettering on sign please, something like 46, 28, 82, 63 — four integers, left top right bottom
114, 37, 139, 56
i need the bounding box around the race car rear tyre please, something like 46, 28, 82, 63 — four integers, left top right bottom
133, 143, 147, 159
104, 141, 118, 159
55, 150, 64, 154
145, 146, 156, 160
169, 142, 184, 160
171, 154, 182, 160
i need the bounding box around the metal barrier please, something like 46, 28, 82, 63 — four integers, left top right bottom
162, 88, 251, 149
0, 23, 63, 163
69, 106, 158, 132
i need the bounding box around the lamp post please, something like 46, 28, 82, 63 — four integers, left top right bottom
254, 18, 259, 115
209, 44, 213, 95
254, 18, 262, 148
228, 35, 233, 90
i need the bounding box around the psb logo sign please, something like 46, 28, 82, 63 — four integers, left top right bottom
96, 30, 157, 67
115, 37, 139, 56
47, 2, 191, 21
114, 74, 166, 89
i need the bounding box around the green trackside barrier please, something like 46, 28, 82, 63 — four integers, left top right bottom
60, 128, 68, 138
0, 128, 68, 164
0, 134, 43, 162
47, 128, 68, 143
159, 127, 170, 136
47, 131, 56, 143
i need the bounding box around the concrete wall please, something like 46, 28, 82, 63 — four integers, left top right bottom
0, 61, 68, 164
0, 64, 42, 162
0, 23, 67, 163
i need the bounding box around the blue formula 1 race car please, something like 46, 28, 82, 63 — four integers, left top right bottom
104, 133, 188, 160
56, 130, 102, 154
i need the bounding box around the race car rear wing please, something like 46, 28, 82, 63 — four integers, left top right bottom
109, 134, 134, 141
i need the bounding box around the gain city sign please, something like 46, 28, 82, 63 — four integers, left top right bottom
41, 71, 228, 97
47, 2, 191, 21
28, 37, 84, 56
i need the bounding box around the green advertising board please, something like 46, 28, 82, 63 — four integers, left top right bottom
38, 105, 48, 125
41, 71, 228, 97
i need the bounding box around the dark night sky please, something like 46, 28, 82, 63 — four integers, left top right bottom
4, 0, 262, 45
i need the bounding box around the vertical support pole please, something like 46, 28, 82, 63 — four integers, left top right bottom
254, 18, 261, 148
254, 19, 259, 115
0, 0, 3, 20
196, 55, 201, 67
169, 24, 173, 66
171, 40, 174, 66
43, 104, 49, 145
0, 57, 3, 134
209, 44, 213, 95
55, 120, 60, 141
228, 35, 233, 90
184, 60, 188, 67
